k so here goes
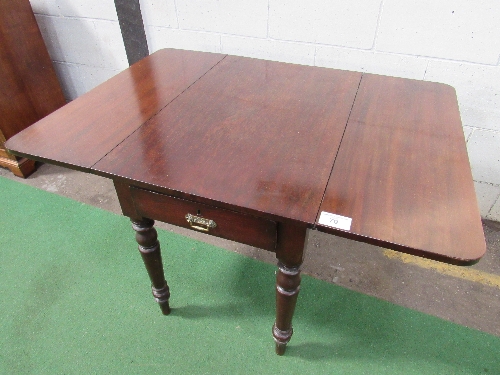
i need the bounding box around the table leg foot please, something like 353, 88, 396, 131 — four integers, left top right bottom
152, 284, 171, 315
275, 342, 287, 356
132, 218, 171, 315
272, 261, 301, 355
273, 323, 292, 355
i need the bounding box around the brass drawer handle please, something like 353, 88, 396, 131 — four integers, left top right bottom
185, 213, 217, 232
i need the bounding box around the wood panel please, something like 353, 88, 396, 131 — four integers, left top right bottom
0, 0, 66, 176
94, 56, 362, 224
317, 74, 485, 264
5, 49, 225, 169
0, 0, 66, 141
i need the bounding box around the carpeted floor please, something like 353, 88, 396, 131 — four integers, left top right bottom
1, 176, 499, 374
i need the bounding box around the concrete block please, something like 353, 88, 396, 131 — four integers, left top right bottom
147, 26, 221, 54
474, 181, 500, 218
78, 65, 122, 93
52, 62, 85, 101
30, 0, 118, 20
52, 62, 120, 101
315, 46, 427, 79
176, 0, 268, 38
487, 193, 500, 221
221, 36, 315, 66
29, 0, 61, 16
467, 130, 500, 185
139, 0, 178, 28
425, 60, 500, 131
35, 15, 128, 70
92, 19, 128, 69
35, 14, 69, 62
377, 0, 500, 65
269, 0, 382, 49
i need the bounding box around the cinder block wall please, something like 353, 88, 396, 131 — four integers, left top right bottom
29, 0, 128, 100
30, 0, 500, 221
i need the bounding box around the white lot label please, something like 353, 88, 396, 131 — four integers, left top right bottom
318, 211, 352, 231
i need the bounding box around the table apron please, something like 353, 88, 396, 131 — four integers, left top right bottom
130, 186, 278, 252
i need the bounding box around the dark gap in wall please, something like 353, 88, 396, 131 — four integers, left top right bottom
114, 0, 149, 66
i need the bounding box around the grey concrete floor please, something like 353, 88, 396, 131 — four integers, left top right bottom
2, 162, 500, 337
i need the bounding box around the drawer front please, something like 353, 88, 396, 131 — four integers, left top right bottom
130, 187, 277, 251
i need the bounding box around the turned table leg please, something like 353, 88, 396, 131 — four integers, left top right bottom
272, 222, 308, 355
131, 218, 171, 315
273, 261, 301, 355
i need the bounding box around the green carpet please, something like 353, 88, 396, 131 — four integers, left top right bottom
1, 176, 499, 375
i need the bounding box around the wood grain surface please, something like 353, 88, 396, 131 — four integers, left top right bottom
317, 74, 485, 264
93, 55, 361, 223
0, 0, 66, 141
6, 49, 225, 169
5, 48, 485, 262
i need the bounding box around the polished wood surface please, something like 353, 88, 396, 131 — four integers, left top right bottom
6, 49, 225, 170
6, 48, 483, 260
0, 0, 65, 177
5, 48, 485, 354
317, 74, 485, 264
94, 55, 361, 224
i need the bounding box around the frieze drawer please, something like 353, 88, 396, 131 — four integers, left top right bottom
130, 187, 277, 251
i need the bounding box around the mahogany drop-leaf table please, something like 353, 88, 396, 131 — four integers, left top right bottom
6, 49, 486, 355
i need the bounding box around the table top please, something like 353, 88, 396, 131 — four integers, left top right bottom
6, 48, 485, 264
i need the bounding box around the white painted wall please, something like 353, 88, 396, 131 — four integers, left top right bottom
29, 0, 128, 100
30, 0, 500, 220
